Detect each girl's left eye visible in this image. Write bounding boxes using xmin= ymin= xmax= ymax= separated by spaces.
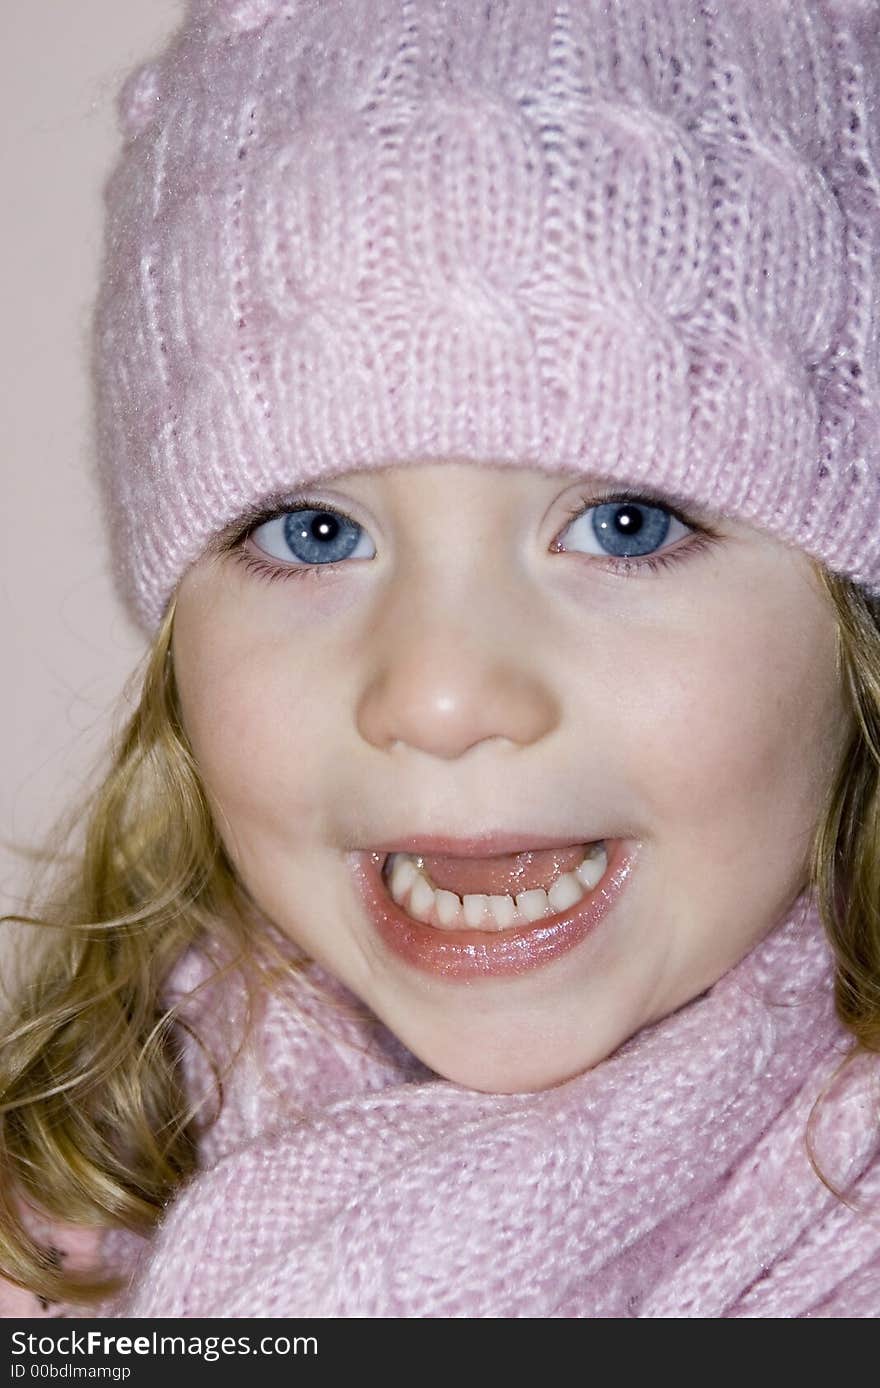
xmin=552 ymin=494 xmax=714 ymax=576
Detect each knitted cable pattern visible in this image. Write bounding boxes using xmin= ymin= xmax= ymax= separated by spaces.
xmin=3 ymin=891 xmax=879 ymax=1316
xmin=106 ymin=891 xmax=880 ymax=1318
xmin=92 ymin=0 xmax=880 ymax=634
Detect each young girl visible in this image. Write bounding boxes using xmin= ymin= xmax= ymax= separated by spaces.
xmin=2 ymin=0 xmax=880 ymax=1318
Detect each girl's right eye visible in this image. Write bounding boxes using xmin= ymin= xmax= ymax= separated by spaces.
xmin=245 ymin=506 xmax=376 ymax=577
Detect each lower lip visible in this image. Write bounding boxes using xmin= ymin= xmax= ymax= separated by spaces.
xmin=348 ymin=839 xmax=641 ymax=981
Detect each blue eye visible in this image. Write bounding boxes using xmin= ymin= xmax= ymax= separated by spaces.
xmin=249 ymin=507 xmax=375 ymax=567
xmin=233 ymin=490 xmax=714 ymax=588
xmin=557 ymin=498 xmax=691 ymax=562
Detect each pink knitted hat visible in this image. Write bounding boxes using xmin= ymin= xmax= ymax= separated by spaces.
xmin=92 ymin=0 xmax=880 ymax=635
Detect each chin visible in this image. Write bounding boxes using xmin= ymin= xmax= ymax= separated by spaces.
xmin=412 ymin=1040 xmax=597 ymax=1095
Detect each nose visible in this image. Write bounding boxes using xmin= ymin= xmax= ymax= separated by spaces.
xmin=356 ymin=582 xmax=561 ymax=759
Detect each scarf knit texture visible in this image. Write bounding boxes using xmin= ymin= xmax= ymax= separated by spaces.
xmin=3 ymin=890 xmax=880 ymax=1318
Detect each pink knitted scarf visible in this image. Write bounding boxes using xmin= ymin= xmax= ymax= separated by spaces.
xmin=5 ymin=891 xmax=880 ymax=1317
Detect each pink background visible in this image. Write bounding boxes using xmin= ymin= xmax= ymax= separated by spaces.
xmin=2 ymin=3 xmax=182 ymax=977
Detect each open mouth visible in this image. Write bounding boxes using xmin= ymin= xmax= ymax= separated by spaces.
xmin=380 ymin=841 xmax=608 ymax=931
xmin=349 ymin=838 xmax=640 ymax=980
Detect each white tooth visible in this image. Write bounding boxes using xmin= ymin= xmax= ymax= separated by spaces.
xmin=547 ymin=871 xmax=586 ymax=913
xmin=462 ymin=893 xmax=490 ymax=928
xmin=515 ymin=888 xmax=551 ymax=922
xmin=435 ymin=889 xmax=462 ymax=927
xmin=488 ymin=893 xmax=518 ymax=928
xmin=387 ymin=852 xmax=604 ymax=933
xmin=408 ymin=874 xmax=436 ymax=922
xmin=576 ymin=847 xmax=607 ymax=890
xmin=390 ymin=855 xmax=419 ymax=902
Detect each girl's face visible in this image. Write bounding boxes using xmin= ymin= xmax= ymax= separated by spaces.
xmin=172 ymin=464 xmax=852 ymax=1093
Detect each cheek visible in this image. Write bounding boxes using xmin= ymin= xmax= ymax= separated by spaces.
xmin=605 ymin=601 xmax=844 ymax=850
xmin=175 ymin=635 xmax=333 ymax=833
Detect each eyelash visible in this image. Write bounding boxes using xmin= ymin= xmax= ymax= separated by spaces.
xmin=225 ymin=492 xmax=719 ymax=585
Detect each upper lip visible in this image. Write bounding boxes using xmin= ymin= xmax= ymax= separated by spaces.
xmin=362 ymin=832 xmax=608 ymax=859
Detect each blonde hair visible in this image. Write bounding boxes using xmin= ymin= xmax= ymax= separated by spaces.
xmin=0 ymin=597 xmax=275 ymax=1308
xmin=1 ymin=564 xmax=879 ymax=1309
xmin=809 ymin=566 xmax=880 ymax=1052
